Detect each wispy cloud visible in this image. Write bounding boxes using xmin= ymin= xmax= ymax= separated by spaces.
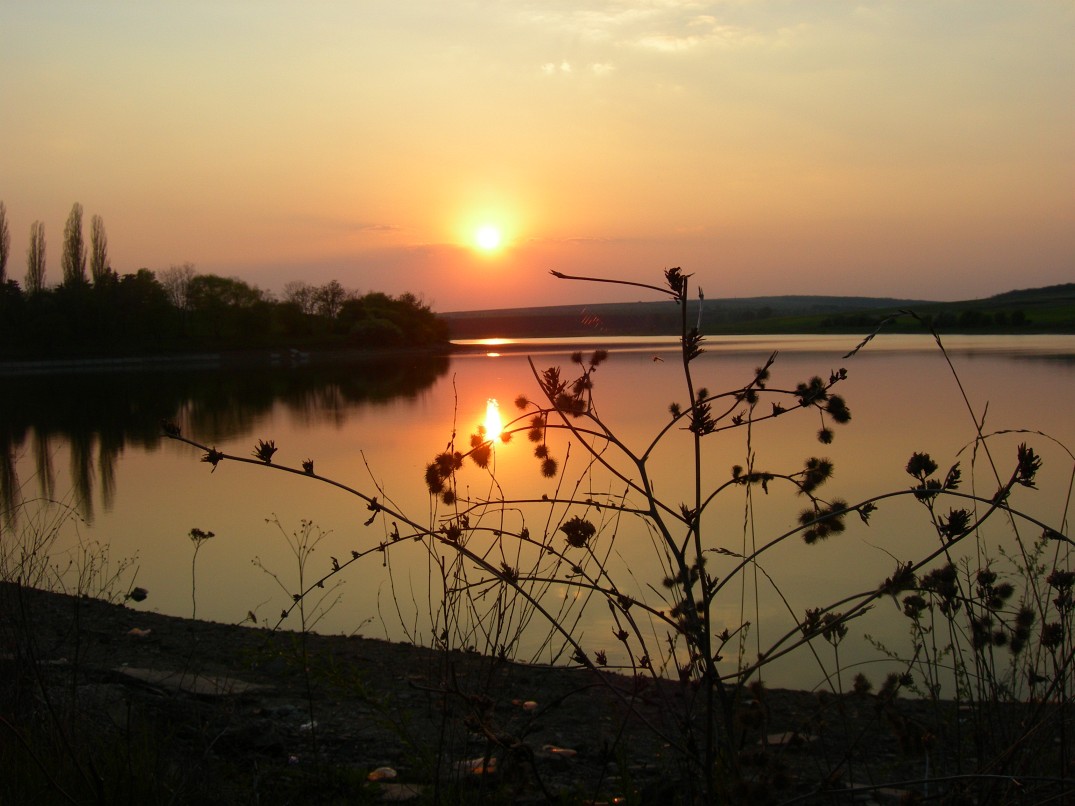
xmin=541 ymin=60 xmax=573 ymax=75
xmin=540 ymin=60 xmax=615 ymax=76
xmin=290 ymin=215 xmax=402 ymax=235
xmin=526 ymin=234 xmax=633 ymax=246
xmin=634 ymin=15 xmax=764 ymax=52
xmin=521 ymin=2 xmax=772 ymax=52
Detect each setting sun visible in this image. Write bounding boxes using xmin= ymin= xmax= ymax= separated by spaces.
xmin=475 ymin=225 xmax=502 ymax=252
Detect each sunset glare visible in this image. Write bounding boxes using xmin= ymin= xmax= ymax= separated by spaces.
xmin=483 ymin=399 xmax=503 ymax=441
xmin=1 ymin=3 xmax=1071 ymax=310
xmin=475 ymin=226 xmax=503 ymax=252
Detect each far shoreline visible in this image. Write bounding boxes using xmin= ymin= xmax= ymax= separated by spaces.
xmin=0 ymin=343 xmax=454 ymax=377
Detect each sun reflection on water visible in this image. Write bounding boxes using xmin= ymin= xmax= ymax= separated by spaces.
xmin=483 ymin=398 xmax=502 ymax=440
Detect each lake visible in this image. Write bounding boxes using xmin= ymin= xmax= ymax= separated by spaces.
xmin=3 ymin=333 xmax=1073 ymax=691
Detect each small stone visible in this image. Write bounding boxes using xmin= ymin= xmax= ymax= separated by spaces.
xmin=457 ymin=756 xmax=497 ymax=775
xmin=377 ymin=782 xmax=423 ymax=802
xmin=761 ymin=731 xmax=817 ymax=747
xmin=542 ymin=744 xmax=578 ymax=758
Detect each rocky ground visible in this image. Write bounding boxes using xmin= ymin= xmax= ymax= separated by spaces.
xmin=1 ymin=582 xmax=1066 ymax=804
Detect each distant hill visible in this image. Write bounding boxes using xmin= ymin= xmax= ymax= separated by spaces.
xmin=984 ymin=283 xmax=1075 ymax=305
xmin=439 ymin=285 xmax=1075 ymax=338
xmin=440 ymin=295 xmax=929 ymax=338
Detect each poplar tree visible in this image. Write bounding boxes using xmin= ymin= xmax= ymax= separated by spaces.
xmin=61 ymin=202 xmax=87 ymax=286
xmin=26 ymin=221 xmax=46 ymax=293
xmin=90 ymin=214 xmax=109 ymax=284
xmin=0 ymin=201 xmax=10 ymax=283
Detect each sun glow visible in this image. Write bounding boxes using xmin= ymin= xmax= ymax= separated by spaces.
xmin=483 ymin=398 xmax=502 ymax=440
xmin=450 ymin=199 xmax=525 ymax=254
xmin=475 ymin=225 xmax=502 ymax=251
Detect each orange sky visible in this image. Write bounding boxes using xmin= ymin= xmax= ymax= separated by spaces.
xmin=1 ymin=2 xmax=1072 ymax=311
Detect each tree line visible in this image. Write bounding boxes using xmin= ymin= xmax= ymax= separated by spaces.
xmin=0 ymin=201 xmax=448 ymax=360
xmin=820 ymin=309 xmax=1031 ymax=331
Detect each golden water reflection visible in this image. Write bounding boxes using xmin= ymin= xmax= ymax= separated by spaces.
xmin=5 ymin=335 xmax=1074 ymax=691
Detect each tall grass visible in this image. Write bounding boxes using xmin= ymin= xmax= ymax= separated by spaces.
xmin=1 ymin=484 xmax=140 ymax=603
xmin=0 ymin=488 xmax=165 ymax=804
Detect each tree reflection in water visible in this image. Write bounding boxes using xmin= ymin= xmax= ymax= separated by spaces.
xmin=0 ymin=352 xmax=450 ymax=523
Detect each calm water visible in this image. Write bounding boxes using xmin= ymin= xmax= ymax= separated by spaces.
xmin=3 ymin=334 xmax=1074 ymax=690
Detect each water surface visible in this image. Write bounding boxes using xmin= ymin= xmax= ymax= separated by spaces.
xmin=4 ymin=335 xmax=1073 ymax=690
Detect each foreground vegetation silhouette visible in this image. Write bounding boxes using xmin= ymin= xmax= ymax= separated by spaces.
xmin=3 ymin=268 xmax=1072 ymax=803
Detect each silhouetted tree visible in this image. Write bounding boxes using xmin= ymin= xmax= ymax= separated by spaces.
xmin=188 ymin=274 xmax=265 ymax=310
xmin=187 ymin=273 xmax=271 ymax=344
xmin=90 ymin=214 xmax=109 ymax=284
xmin=113 ymin=269 xmax=176 ymax=347
xmin=25 ymin=221 xmax=46 ymax=294
xmin=0 ymin=280 xmax=24 ymax=357
xmin=61 ymin=203 xmax=87 ymax=286
xmin=934 ymin=311 xmax=957 ymax=329
xmin=314 ymin=279 xmax=349 ymax=318
xmin=0 ymin=201 xmax=10 ymax=283
xmin=338 ymin=290 xmax=447 ymax=347
xmin=159 ymin=262 xmax=196 ymax=310
xmin=283 ymin=280 xmax=318 ymax=315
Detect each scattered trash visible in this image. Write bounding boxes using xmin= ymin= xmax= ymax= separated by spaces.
xmin=299 ymin=720 xmax=318 ymax=732
xmin=845 ymin=784 xmax=914 ymax=801
xmin=542 ymin=744 xmax=578 ymax=758
xmin=367 ymin=766 xmax=398 ymax=782
xmin=456 ymin=756 xmax=497 ymax=776
xmin=287 ymin=754 xmax=300 ymax=765
xmin=126 ymin=627 xmax=152 ymax=638
xmin=377 ymin=782 xmax=423 ymax=802
xmin=112 ymin=666 xmax=266 ymax=696
xmin=761 ymin=731 xmax=817 ymax=747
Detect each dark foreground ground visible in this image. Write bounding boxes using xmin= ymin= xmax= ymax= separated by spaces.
xmin=1 ymin=582 xmax=1068 ymax=804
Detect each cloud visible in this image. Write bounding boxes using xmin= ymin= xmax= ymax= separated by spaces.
xmin=525 ymin=234 xmax=633 ymax=246
xmin=522 ymin=2 xmax=771 ymax=52
xmin=287 ymin=214 xmax=402 ymax=235
xmin=541 ymin=60 xmax=615 ymax=77
xmin=541 ymin=60 xmax=573 ymax=75
xmin=357 ymin=223 xmax=402 ymax=233
xmin=633 ymin=17 xmax=762 ymax=52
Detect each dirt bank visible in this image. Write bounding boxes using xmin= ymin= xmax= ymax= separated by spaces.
xmin=2 ymin=582 xmax=1054 ymax=804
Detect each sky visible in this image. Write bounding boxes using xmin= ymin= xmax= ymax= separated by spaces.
xmin=1 ymin=1 xmax=1072 ymax=312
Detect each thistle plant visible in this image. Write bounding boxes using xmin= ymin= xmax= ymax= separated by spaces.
xmin=162 ymin=268 xmax=1072 ymax=803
